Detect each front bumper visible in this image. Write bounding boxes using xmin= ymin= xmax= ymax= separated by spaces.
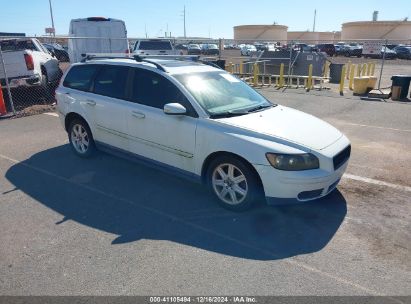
xmin=256 ymin=161 xmax=348 ymax=205
xmin=255 ymin=136 xmax=351 ymax=205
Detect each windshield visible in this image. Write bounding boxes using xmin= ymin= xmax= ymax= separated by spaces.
xmin=174 ymin=71 xmax=273 ymax=117
xmin=138 ymin=41 xmax=172 ymax=50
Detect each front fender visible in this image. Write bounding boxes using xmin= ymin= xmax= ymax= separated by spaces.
xmin=194 ymin=119 xmax=308 ymax=175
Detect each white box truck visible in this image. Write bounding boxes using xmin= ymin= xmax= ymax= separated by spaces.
xmin=68 ymin=17 xmax=129 ymax=63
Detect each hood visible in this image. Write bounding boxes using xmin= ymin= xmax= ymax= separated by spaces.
xmin=217 ymin=106 xmax=342 ymax=150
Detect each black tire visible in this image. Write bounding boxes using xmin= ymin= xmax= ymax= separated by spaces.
xmin=68 ymin=118 xmax=96 ymax=158
xmin=40 ymin=70 xmax=53 ymax=101
xmin=206 ymin=155 xmax=263 ymax=211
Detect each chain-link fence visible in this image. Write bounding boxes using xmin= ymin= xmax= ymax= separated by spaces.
xmin=1 ymin=36 xmax=410 ymax=117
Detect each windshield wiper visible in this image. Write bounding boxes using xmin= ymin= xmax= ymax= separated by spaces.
xmin=209 ymin=111 xmax=249 ymax=119
xmin=246 ymin=104 xmax=274 ymax=113
xmin=209 ymin=104 xmax=275 ymax=119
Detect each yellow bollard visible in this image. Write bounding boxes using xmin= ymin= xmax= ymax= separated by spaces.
xmin=362 ymin=63 xmax=367 ymax=76
xmin=346 ymin=61 xmax=351 ymax=79
xmin=269 ymin=75 xmax=272 ymax=86
xmin=307 ymin=64 xmax=313 ymax=90
xmin=357 ymin=64 xmax=361 ymax=77
xmin=239 ymin=62 xmax=243 ymax=75
xmin=324 ymin=61 xmax=330 ymax=78
xmin=371 ymin=63 xmax=375 ymax=76
xmin=226 ymin=62 xmax=232 ymax=73
xmin=366 ymin=63 xmax=371 ymax=76
xmin=339 ymin=65 xmax=346 ymax=95
xmin=279 ymin=63 xmax=284 ymax=87
xmin=349 ymin=64 xmax=355 ymax=90
xmin=253 ymin=63 xmax=259 ymax=86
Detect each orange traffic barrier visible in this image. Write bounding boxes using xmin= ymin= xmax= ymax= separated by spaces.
xmin=0 ymin=84 xmax=7 ymax=115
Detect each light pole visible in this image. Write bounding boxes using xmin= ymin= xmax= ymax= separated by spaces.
xmin=48 ymin=0 xmax=55 ymax=36
xmin=183 ymin=5 xmax=186 ymax=38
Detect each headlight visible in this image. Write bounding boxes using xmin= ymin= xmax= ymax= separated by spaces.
xmin=266 ymin=153 xmax=319 ymax=171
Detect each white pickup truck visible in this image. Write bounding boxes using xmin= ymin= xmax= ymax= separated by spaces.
xmin=0 ymin=38 xmax=62 ymax=95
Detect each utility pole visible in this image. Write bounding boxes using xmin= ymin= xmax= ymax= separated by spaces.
xmin=183 ymin=5 xmax=186 ymax=38
xmin=313 ymin=9 xmax=316 ymax=32
xmin=48 ymin=0 xmax=55 ymax=36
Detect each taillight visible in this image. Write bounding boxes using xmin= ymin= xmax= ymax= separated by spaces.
xmin=24 ymin=54 xmax=34 ymax=70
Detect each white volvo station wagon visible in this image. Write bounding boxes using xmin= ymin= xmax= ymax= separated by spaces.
xmin=56 ymin=55 xmax=351 ymax=211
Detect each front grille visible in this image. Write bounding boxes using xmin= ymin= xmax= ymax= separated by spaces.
xmin=333 ymin=145 xmax=351 ymax=170
xmin=298 ymin=189 xmax=323 ymax=200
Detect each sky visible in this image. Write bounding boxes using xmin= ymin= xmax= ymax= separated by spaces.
xmin=1 ymin=0 xmax=410 ymax=38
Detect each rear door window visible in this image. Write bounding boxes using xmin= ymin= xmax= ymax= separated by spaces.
xmin=93 ymin=65 xmax=129 ymax=99
xmin=63 ymin=65 xmax=99 ymax=92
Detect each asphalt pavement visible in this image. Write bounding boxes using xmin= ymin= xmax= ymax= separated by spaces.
xmin=0 ymin=90 xmax=410 ymax=297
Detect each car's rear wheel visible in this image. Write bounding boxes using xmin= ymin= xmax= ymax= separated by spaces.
xmin=68 ymin=119 xmax=95 ymax=158
xmin=207 ymin=156 xmax=262 ymax=211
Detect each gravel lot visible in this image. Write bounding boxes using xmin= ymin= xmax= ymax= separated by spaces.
xmin=0 ymin=89 xmax=410 ymax=297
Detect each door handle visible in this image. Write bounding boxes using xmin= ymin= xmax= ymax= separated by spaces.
xmin=131 ymin=111 xmax=145 ymax=119
xmin=86 ymin=100 xmax=96 ymax=106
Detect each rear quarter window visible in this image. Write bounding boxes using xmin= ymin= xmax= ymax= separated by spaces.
xmin=63 ymin=65 xmax=99 ymax=91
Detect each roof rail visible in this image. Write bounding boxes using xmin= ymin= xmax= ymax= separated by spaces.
xmin=80 ymin=54 xmax=223 ymax=71
xmin=133 ymin=55 xmax=167 ymax=72
xmin=80 ymin=54 xmax=168 ymax=72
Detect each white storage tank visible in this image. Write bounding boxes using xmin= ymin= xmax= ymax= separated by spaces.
xmin=234 ymin=25 xmax=288 ymax=41
xmin=341 ymin=21 xmax=411 ymax=42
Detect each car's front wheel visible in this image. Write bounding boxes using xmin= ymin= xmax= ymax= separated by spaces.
xmin=68 ymin=119 xmax=96 ymax=158
xmin=207 ymin=156 xmax=262 ymax=211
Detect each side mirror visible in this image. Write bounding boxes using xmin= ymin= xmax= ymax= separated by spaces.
xmin=164 ymin=103 xmax=187 ymax=115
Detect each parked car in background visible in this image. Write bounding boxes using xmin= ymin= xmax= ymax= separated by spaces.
xmin=201 ymin=44 xmax=219 ymax=56
xmin=0 ymin=38 xmax=62 ymax=97
xmin=386 ymin=44 xmax=399 ymax=50
xmin=254 ymin=43 xmax=267 ymax=51
xmin=68 ymin=17 xmax=129 ymax=63
xmin=364 ymin=46 xmax=397 ymax=59
xmin=56 ymin=56 xmax=351 ymax=211
xmin=293 ymin=43 xmax=308 ymax=51
xmin=187 ymin=44 xmax=201 ymax=55
xmin=175 ymin=44 xmax=188 ymax=50
xmin=43 ymin=43 xmax=70 ymax=62
xmin=134 ymin=39 xmax=179 ymax=56
xmin=334 ymin=45 xmax=346 ymax=56
xmin=315 ymin=44 xmax=336 ymax=56
xmin=240 ymin=44 xmax=257 ymax=56
xmin=394 ymin=46 xmax=411 ymax=59
xmin=343 ymin=43 xmax=363 ymax=57
xmin=224 ymin=44 xmax=237 ymax=50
